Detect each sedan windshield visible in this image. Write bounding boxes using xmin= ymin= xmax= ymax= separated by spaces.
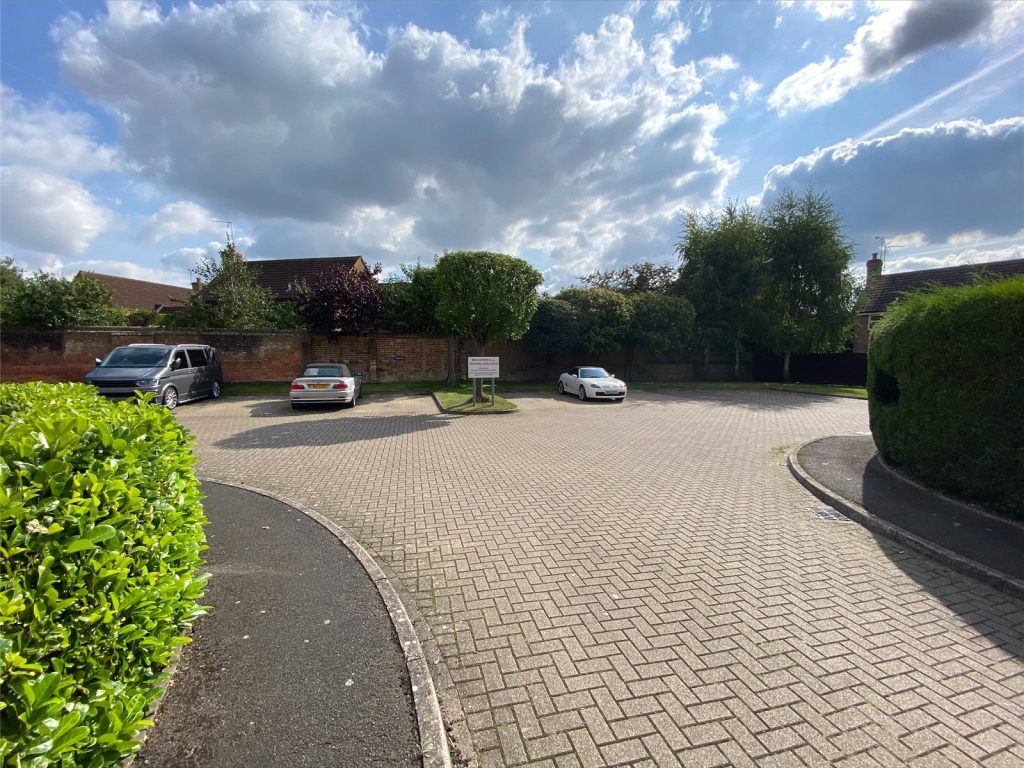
xmin=99 ymin=347 xmax=170 ymax=368
xmin=301 ymin=366 xmax=343 ymax=378
xmin=580 ymin=368 xmax=610 ymax=378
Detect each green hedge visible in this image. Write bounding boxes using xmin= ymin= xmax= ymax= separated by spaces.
xmin=868 ymin=276 xmax=1024 ymax=516
xmin=0 ymin=383 xmax=208 ymax=766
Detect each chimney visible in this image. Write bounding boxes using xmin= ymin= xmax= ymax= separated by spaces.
xmin=866 ymin=252 xmax=883 ymax=287
xmin=191 ymin=279 xmax=203 ymax=291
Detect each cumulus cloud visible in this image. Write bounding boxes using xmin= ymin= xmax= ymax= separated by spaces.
xmin=139 ymin=201 xmax=219 ymax=243
xmin=0 ymin=167 xmax=115 ymax=256
xmin=1 ymin=86 xmax=119 ymax=175
xmin=54 ymin=1 xmax=735 ymax=285
xmin=760 ymin=118 xmax=1024 ymax=254
xmin=769 ymin=0 xmax=998 ymax=114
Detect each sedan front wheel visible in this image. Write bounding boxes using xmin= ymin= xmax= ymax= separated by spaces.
xmin=558 ymin=381 xmax=564 ymax=395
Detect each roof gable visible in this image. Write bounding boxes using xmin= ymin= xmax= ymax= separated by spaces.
xmin=245 ymin=256 xmax=366 ymax=298
xmin=859 ymin=259 xmax=1024 ymax=315
xmin=79 ymin=271 xmax=192 ymax=310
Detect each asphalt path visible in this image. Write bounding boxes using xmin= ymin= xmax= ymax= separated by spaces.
xmin=798 ymin=435 xmax=1024 ymax=582
xmin=138 ymin=481 xmax=421 ymax=768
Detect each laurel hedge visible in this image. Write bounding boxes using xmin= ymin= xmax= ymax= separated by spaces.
xmin=0 ymin=383 xmax=208 ymax=766
xmin=868 ymin=276 xmax=1024 ymax=516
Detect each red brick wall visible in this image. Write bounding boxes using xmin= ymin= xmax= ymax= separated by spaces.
xmin=2 ymin=328 xmax=727 ymax=385
xmin=0 ymin=328 xmax=306 ymax=384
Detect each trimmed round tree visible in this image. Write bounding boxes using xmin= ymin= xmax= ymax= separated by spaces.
xmin=868 ymin=276 xmax=1024 ymax=516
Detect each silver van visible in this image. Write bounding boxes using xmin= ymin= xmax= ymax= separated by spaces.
xmin=85 ymin=343 xmax=223 ymax=409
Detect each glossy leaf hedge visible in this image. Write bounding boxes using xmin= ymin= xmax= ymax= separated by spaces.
xmin=868 ymin=276 xmax=1024 ymax=516
xmin=0 ymin=383 xmax=208 ymax=766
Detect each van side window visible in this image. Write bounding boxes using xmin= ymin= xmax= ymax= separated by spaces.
xmin=172 ymin=350 xmax=189 ymax=369
xmin=186 ymin=349 xmax=207 ymax=367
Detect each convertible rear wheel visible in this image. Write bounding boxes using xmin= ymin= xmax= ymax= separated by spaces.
xmin=578 ymin=386 xmax=587 ymax=401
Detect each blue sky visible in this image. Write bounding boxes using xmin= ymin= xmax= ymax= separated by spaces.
xmin=2 ymin=0 xmax=1022 ymax=291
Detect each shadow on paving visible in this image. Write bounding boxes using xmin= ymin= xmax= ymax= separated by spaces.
xmin=138 ymin=482 xmax=420 ymax=768
xmin=214 ymin=412 xmax=454 ymax=449
xmin=799 ymin=435 xmax=1024 ymax=661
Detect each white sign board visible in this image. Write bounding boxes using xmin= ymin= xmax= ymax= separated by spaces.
xmin=468 ymin=356 xmax=500 ymax=378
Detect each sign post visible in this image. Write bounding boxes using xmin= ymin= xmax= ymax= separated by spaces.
xmin=467 ymin=357 xmax=499 ymax=405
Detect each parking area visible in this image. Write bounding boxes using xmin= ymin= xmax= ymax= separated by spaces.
xmin=176 ymin=390 xmax=1024 ymax=767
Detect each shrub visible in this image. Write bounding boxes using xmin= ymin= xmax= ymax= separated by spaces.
xmin=868 ymin=277 xmax=1024 ymax=515
xmin=0 ymin=383 xmax=208 ymax=765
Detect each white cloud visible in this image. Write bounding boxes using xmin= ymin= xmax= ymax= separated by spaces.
xmin=653 ymin=1 xmax=681 ymax=21
xmin=0 ymin=86 xmax=119 ymax=175
xmin=0 ymin=167 xmax=115 ymax=256
xmin=54 ymin=1 xmax=736 ymax=287
xmin=769 ymin=0 xmax=999 ymax=115
xmin=476 ymin=6 xmax=511 ymax=35
xmin=730 ymin=76 xmax=762 ymax=104
xmin=140 ymin=201 xmax=219 ymax=243
xmin=760 ymin=118 xmax=1024 ymax=255
xmin=885 ymin=243 xmax=1024 ymax=273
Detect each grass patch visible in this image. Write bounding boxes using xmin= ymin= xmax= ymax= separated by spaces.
xmin=225 ymin=379 xmax=866 ymax=400
xmin=434 ymin=390 xmax=518 ymax=413
xmin=628 ymin=381 xmax=867 ymax=399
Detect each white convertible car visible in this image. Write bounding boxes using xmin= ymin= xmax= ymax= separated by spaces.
xmin=557 ymin=366 xmax=627 ymax=402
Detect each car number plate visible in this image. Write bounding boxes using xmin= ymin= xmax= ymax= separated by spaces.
xmin=309 ymin=383 xmax=329 ymax=390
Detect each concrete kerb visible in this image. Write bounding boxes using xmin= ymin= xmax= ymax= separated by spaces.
xmin=787 ymin=439 xmax=1024 ymax=600
xmin=202 ymin=478 xmax=457 ymax=768
xmin=430 ymin=392 xmax=519 ymax=415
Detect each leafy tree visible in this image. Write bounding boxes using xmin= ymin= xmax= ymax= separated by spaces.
xmin=168 ymin=242 xmax=283 ymax=330
xmin=760 ymin=188 xmax=856 ymax=381
xmin=434 ymin=251 xmax=542 ymax=351
xmin=556 ymin=287 xmax=632 ymax=357
xmin=383 ymin=262 xmax=443 ymax=335
xmin=293 ymin=262 xmax=385 ymax=334
xmin=676 ymin=204 xmax=762 ymax=379
xmin=1 ymin=257 xmax=24 ymax=312
xmin=433 ymin=251 xmax=542 ymax=393
xmin=623 ymin=292 xmax=695 ymax=379
xmin=579 ymin=260 xmax=679 ymax=294
xmin=522 ymin=298 xmax=582 ymax=380
xmin=1 ymin=266 xmax=123 ymax=328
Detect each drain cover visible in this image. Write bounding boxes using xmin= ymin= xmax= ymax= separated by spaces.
xmin=811 ymin=507 xmax=851 ymax=522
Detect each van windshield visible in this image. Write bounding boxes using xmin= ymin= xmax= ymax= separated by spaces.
xmin=99 ymin=347 xmax=171 ymax=368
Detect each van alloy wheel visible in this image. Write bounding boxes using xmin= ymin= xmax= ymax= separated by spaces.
xmin=163 ymin=386 xmax=178 ymax=409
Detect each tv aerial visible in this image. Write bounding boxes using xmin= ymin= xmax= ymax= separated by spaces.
xmin=874 ymin=235 xmax=903 ymax=265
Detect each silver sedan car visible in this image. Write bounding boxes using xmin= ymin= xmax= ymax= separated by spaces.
xmin=289 ymin=363 xmax=362 ymax=409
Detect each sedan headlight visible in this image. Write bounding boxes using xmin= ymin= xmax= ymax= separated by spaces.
xmin=135 ymin=378 xmax=158 ymax=387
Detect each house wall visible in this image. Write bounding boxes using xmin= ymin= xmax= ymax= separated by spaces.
xmin=853 ymin=315 xmax=870 ymax=354
xmin=1 ymin=327 xmax=745 ymax=385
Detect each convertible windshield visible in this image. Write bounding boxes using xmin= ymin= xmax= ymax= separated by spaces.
xmin=580 ymin=368 xmax=610 ymax=378
xmin=99 ymin=347 xmax=170 ymax=368
xmin=301 ymin=366 xmax=344 ymax=377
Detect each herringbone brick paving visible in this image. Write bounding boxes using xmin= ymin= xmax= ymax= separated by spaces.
xmin=178 ymin=390 xmax=1024 ymax=767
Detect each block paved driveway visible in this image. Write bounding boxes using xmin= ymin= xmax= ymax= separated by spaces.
xmin=177 ymin=390 xmax=1024 ymax=767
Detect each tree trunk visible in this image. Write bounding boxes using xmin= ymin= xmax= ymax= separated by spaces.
xmin=447 ymin=337 xmax=456 ymax=384
xmin=733 ymin=341 xmax=741 ymax=382
xmin=474 ymin=340 xmax=486 ymax=400
xmin=703 ymin=342 xmax=710 ymax=381
xmin=782 ymin=351 xmax=791 ymax=383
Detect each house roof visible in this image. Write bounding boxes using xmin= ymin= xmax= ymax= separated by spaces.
xmin=859 ymin=258 xmax=1024 ymax=315
xmin=78 ymin=271 xmax=192 ymax=311
xmin=246 ymin=256 xmax=366 ymax=298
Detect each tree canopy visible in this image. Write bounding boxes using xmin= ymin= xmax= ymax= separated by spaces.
xmin=676 ymin=203 xmax=763 ymax=375
xmin=760 ymin=189 xmax=857 ymax=359
xmin=556 ymin=287 xmax=632 ymax=356
xmin=382 ymin=262 xmax=443 ymax=335
xmin=1 ymin=261 xmax=124 ymax=329
xmin=433 ymin=251 xmax=542 ymax=351
xmin=294 ymin=262 xmax=384 ymax=335
xmin=166 ymin=243 xmax=298 ymax=330
xmin=578 ymin=260 xmax=679 ymax=294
